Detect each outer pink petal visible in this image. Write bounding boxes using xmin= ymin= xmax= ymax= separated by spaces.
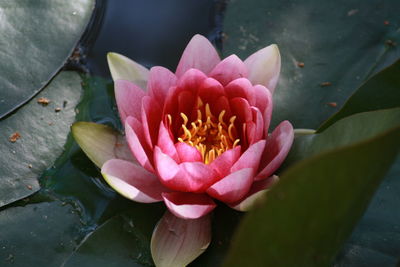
xmin=230 ymin=175 xmax=279 ymax=211
xmin=175 ymin=142 xmax=203 ymax=162
xmin=244 ymin=44 xmax=281 ymax=94
xmin=209 ymin=146 xmax=241 ymax=177
xmin=151 ymin=211 xmax=211 ymax=267
xmin=154 ymin=147 xmax=218 ymax=192
xmin=225 ymin=78 xmax=255 ymax=106
xmin=231 ymin=140 xmax=266 ymax=173
xmin=256 ymin=121 xmax=294 ymax=180
xmin=175 ymin=35 xmax=221 ymax=78
xmin=209 ymin=55 xmax=248 ymax=86
xmin=148 ymin=66 xmax=177 ymax=106
xmin=101 ymin=159 xmax=166 ymax=203
xmin=125 ymin=117 xmax=155 ymax=173
xmin=207 ymin=168 xmax=253 ymax=203
xmin=157 ymin=121 xmax=179 ymax=161
xmin=114 ymin=80 xmax=146 ymax=124
xmin=162 ymin=192 xmax=216 ymax=219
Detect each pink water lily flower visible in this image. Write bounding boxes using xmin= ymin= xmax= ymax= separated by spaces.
xmin=73 ymin=34 xmax=293 ymax=267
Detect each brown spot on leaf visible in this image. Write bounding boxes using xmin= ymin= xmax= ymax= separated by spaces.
xmin=37 ymin=97 xmax=50 ymax=106
xmin=297 ymin=62 xmax=305 ymax=68
xmin=9 ymin=132 xmax=20 ymax=143
xmin=320 ymin=82 xmax=332 ymax=87
xmin=327 ymin=102 xmax=337 ymax=107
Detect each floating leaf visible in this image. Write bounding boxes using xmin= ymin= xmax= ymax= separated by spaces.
xmin=0 ymin=0 xmax=94 ymax=118
xmin=223 ymin=121 xmax=400 ymax=266
xmin=0 ymin=201 xmax=82 ymax=267
xmin=319 ymin=60 xmax=400 ymax=131
xmin=63 ymin=206 xmax=163 ymax=267
xmin=223 ymin=0 xmax=400 ymax=129
xmin=0 ymin=71 xmax=82 ymax=207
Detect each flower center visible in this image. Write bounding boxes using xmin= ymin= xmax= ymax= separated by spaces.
xmin=170 ymin=99 xmax=240 ymax=164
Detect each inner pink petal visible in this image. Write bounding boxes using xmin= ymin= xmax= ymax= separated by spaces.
xmin=141 ymin=96 xmax=162 ymax=148
xmin=225 ymin=78 xmax=255 ymax=106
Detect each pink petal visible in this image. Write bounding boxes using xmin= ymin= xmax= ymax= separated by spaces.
xmin=256 ymin=121 xmax=294 ymax=180
xmin=230 ymin=175 xmax=279 ymax=211
xmin=175 ymin=35 xmax=221 ymax=78
xmin=251 ymin=107 xmax=264 ymax=142
xmin=175 ymin=142 xmax=202 ymax=162
xmin=244 ymin=44 xmax=281 ymax=94
xmin=198 ymin=77 xmax=224 ymax=108
xmin=231 ymin=140 xmax=266 ymax=173
xmin=230 ymin=97 xmax=253 ymax=124
xmin=209 ymin=146 xmax=241 ymax=177
xmin=225 ymin=78 xmax=255 ymax=106
xmin=141 ymin=96 xmax=162 ymax=148
xmin=209 ymin=55 xmax=248 ymax=86
xmin=125 ymin=117 xmax=155 ymax=173
xmin=148 ymin=66 xmax=177 ymax=106
xmin=151 ymin=211 xmax=211 ymax=267
xmin=177 ymin=68 xmax=207 ymax=91
xmin=213 ymin=95 xmax=232 ymax=119
xmin=157 ymin=121 xmax=179 ymax=161
xmin=253 ymin=85 xmax=273 ymax=135
xmin=114 ymin=80 xmax=146 ymax=124
xmin=162 ymin=192 xmax=216 ymax=219
xmin=207 ymin=168 xmax=253 ymax=203
xmin=101 ymin=159 xmax=166 ymax=203
xmin=154 ymin=147 xmax=218 ymax=193
xmin=178 ymin=90 xmax=196 ymax=119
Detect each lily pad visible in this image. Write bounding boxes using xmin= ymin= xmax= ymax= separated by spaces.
xmin=223 ymin=0 xmax=400 ymax=129
xmin=0 ymin=0 xmax=94 ymax=118
xmin=319 ymin=60 xmax=400 ymax=131
xmin=0 ymin=71 xmax=82 ymax=207
xmin=223 ymin=119 xmax=400 ymax=266
xmin=0 ymin=200 xmax=82 ymax=267
xmin=286 ymin=107 xmax=400 ymax=164
xmin=334 ymin=157 xmax=400 ymax=266
xmin=63 ymin=206 xmax=163 ymax=267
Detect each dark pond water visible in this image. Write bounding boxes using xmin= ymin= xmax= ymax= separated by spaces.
xmin=80 ymin=0 xmax=226 ymax=77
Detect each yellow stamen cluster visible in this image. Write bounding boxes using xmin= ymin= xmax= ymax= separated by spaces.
xmin=171 ymin=99 xmax=240 ymax=164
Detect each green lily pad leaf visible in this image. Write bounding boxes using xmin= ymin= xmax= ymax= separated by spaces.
xmin=0 ymin=200 xmax=82 ymax=267
xmin=72 ymin=122 xmax=135 ymax=168
xmin=287 ymin=108 xmax=400 ymax=164
xmin=63 ymin=206 xmax=163 ymax=267
xmin=0 ymin=0 xmax=94 ymax=118
xmin=223 ymin=0 xmax=400 ymax=129
xmin=319 ymin=60 xmax=400 ymax=131
xmin=334 ymin=157 xmax=400 ymax=266
xmin=223 ymin=122 xmax=400 ymax=266
xmin=0 ymin=71 xmax=82 ymax=207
